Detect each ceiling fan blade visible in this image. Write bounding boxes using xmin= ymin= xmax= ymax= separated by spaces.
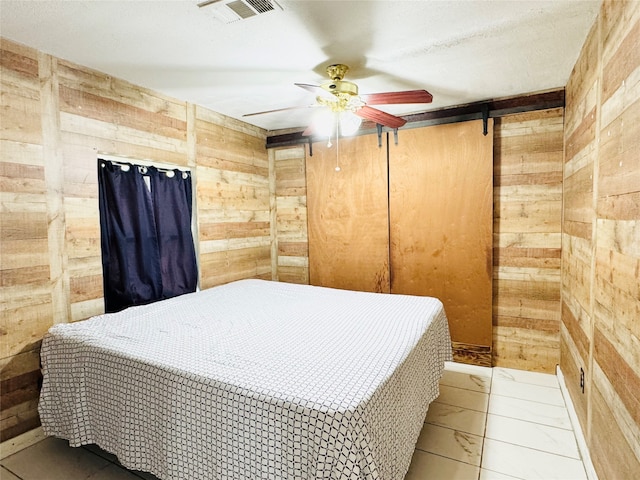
xmin=295 ymin=82 xmax=336 ymax=100
xmin=243 ymin=105 xmax=312 ymax=117
xmin=355 ymin=106 xmax=407 ymax=128
xmin=295 ymin=83 xmax=322 ymax=93
xmin=302 ymin=124 xmax=315 ymax=137
xmin=361 ymin=89 xmax=433 ymax=105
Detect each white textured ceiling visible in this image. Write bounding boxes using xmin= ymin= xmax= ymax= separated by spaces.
xmin=0 ymin=0 xmax=600 ymax=132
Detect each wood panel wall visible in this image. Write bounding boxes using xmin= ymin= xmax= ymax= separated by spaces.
xmin=0 ymin=38 xmax=269 ymax=442
xmin=0 ymin=39 xmax=47 ymax=442
xmin=562 ymin=1 xmax=640 ymax=477
xmin=195 ymin=108 xmax=270 ymax=288
xmin=58 ymin=55 xmax=191 ymax=325
xmin=493 ymin=108 xmax=564 ymax=373
xmin=274 ymin=146 xmax=309 ymax=284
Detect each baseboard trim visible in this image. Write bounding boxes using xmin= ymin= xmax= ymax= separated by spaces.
xmin=556 ymin=365 xmax=598 ymax=480
xmin=0 ymin=427 xmax=46 ymax=460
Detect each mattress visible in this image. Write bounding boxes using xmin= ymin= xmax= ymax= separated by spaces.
xmin=39 ymin=279 xmax=452 ymax=479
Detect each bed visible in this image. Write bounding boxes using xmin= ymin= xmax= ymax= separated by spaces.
xmin=38 ymin=279 xmax=452 ymax=479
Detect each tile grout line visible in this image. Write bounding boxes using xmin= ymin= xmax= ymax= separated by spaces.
xmin=488 ymin=391 xmax=567 ymax=408
xmin=477 ymin=370 xmax=492 ymax=477
xmin=1 ymin=464 xmax=24 ymax=480
xmin=0 ymin=428 xmax=46 ymax=461
xmin=485 ymin=411 xmax=575 ymax=431
xmin=482 ymin=436 xmax=584 ymax=463
xmin=412 ymin=448 xmax=483 ymax=471
xmin=430 ymin=399 xmax=489 ymax=414
xmin=478 ymin=465 xmax=528 ymax=480
xmin=438 ymin=385 xmax=490 ymax=395
xmin=82 ymin=444 xmax=154 ymax=479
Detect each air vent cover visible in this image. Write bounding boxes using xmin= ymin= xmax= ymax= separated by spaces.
xmin=198 ymin=0 xmax=282 ymax=24
xmin=226 ymin=0 xmax=256 ymax=19
xmin=245 ymin=0 xmax=276 ymax=14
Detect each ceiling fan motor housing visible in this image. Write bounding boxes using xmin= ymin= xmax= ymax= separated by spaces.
xmin=322 ymin=80 xmax=359 ymax=96
xmin=321 ymin=64 xmax=359 ymax=96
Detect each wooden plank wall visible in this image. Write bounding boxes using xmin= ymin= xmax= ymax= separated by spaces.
xmin=274 ymin=146 xmax=309 ymax=284
xmin=562 ymin=0 xmax=640 ymax=477
xmin=0 ymin=38 xmax=269 ymax=441
xmin=493 ymin=108 xmax=564 ymax=373
xmin=0 ymin=39 xmax=48 ymax=441
xmin=195 ymin=108 xmax=271 ymax=288
xmin=57 ymin=56 xmax=191 ymax=324
xmin=562 ymin=8 xmax=599 ymax=437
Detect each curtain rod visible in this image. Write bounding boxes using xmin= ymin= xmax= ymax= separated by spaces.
xmin=97 ymin=152 xmax=191 ymax=174
xmin=100 ymin=159 xmax=190 ymax=179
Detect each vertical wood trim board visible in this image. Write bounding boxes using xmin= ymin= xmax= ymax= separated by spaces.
xmin=185 ymin=103 xmax=202 ymax=289
xmin=389 ymin=120 xmax=494 ymax=362
xmin=306 ymin=134 xmax=390 ymax=293
xmin=269 ymin=148 xmax=278 ymax=280
xmin=39 ymin=52 xmax=71 ymax=326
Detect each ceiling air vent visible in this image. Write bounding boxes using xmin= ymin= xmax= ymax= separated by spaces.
xmin=198 ymin=0 xmax=282 ymax=24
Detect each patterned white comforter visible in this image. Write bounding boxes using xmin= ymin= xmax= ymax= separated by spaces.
xmin=39 ymin=279 xmax=452 ymax=479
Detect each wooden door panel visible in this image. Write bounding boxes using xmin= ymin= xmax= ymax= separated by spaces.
xmin=306 ymin=134 xmax=390 ymax=293
xmin=389 ymin=120 xmax=493 ymax=347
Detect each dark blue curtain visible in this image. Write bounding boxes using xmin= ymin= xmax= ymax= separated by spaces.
xmin=98 ymin=160 xmax=197 ymax=313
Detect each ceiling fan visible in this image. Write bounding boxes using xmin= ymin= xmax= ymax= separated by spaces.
xmin=243 ymin=64 xmax=433 ymax=136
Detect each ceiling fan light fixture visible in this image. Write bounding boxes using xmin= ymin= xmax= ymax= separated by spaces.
xmin=312 ymin=108 xmax=336 ymax=138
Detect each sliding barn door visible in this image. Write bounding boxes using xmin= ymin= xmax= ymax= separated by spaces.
xmin=306 ymin=134 xmax=390 ymax=293
xmin=389 ymin=120 xmax=493 ymax=363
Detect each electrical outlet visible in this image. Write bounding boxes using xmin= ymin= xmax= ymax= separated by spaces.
xmin=580 ymin=367 xmax=585 ymax=393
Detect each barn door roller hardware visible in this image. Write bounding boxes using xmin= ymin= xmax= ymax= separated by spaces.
xmin=376 ymin=125 xmax=399 ymax=147
xmin=482 ymin=104 xmax=489 ymax=136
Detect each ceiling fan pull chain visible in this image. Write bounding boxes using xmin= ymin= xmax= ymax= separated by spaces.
xmin=335 ymin=119 xmax=341 ymax=172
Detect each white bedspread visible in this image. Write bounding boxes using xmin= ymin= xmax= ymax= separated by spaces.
xmin=39 ymin=279 xmax=452 ymax=479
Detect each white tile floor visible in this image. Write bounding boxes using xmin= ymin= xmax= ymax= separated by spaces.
xmin=1 ymin=363 xmax=589 ymax=480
